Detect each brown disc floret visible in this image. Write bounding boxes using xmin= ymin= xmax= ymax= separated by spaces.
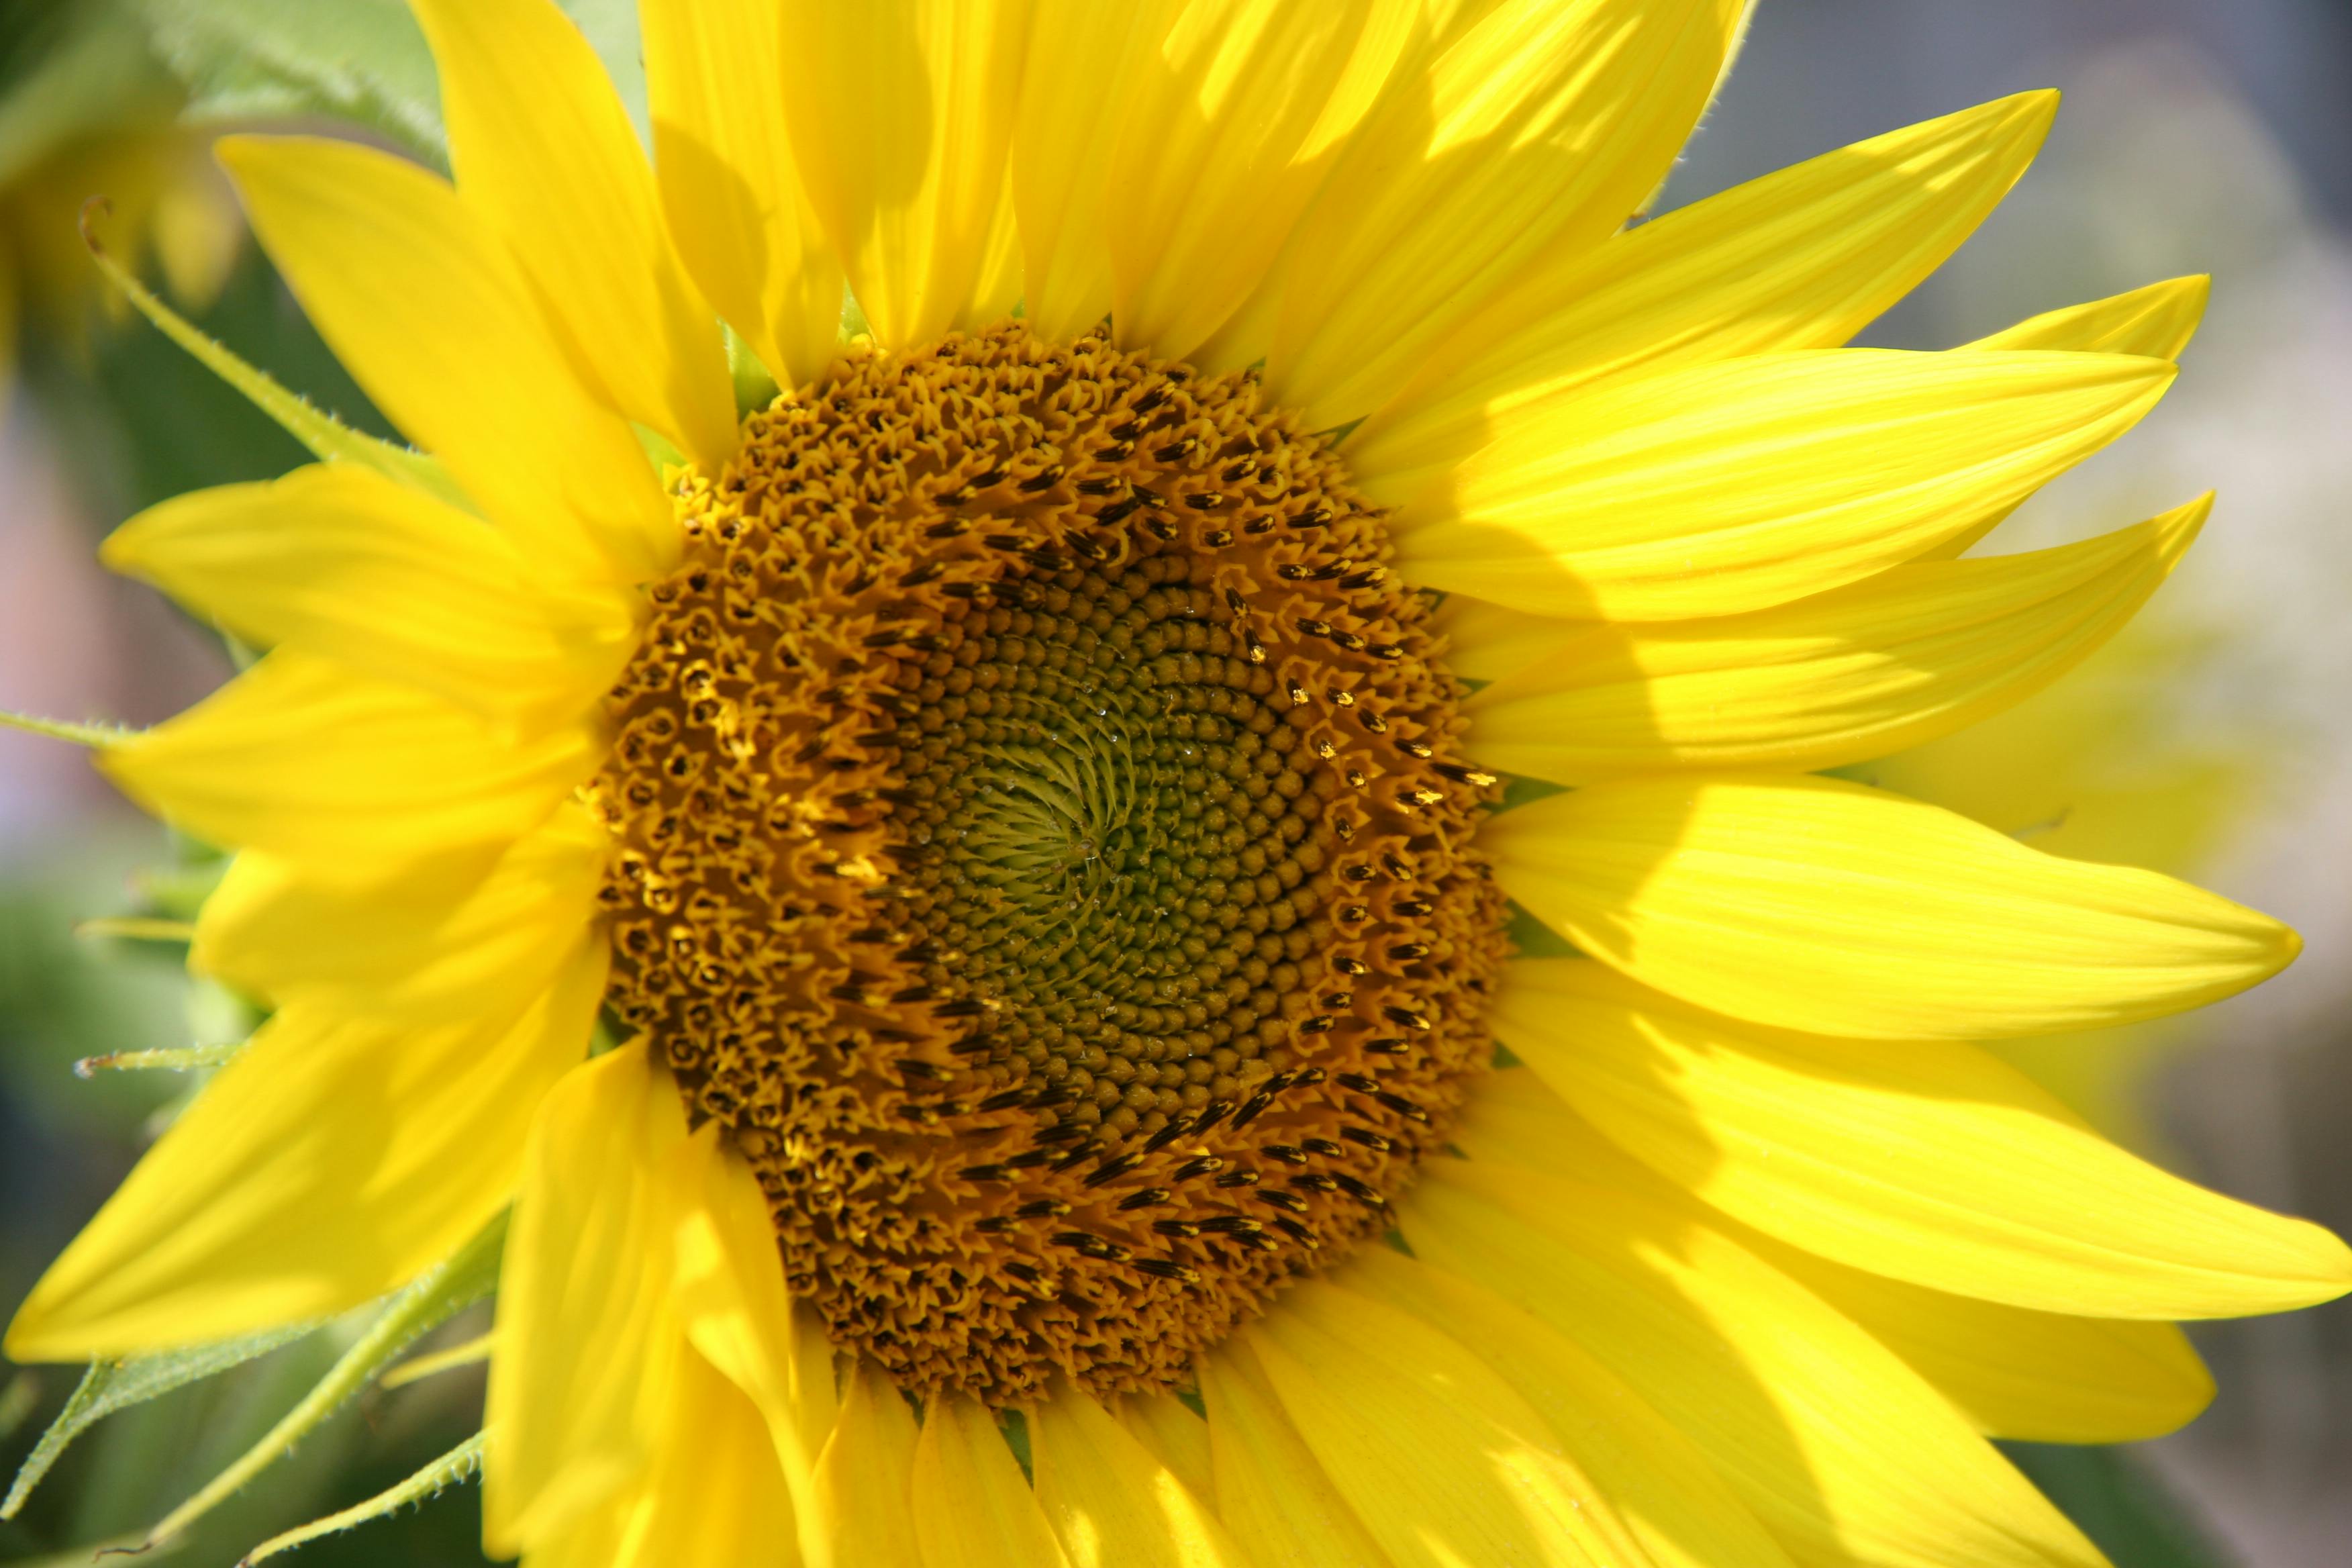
xmin=590 ymin=322 xmax=1508 ymax=1404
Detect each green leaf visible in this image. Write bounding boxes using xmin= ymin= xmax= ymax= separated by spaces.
xmin=234 ymin=1432 xmax=484 ymax=1566
xmin=136 ymin=1213 xmax=507 ymax=1551
xmin=134 ymin=0 xmax=445 ymax=164
xmin=134 ymin=0 xmax=648 ymax=161
xmin=1 ymin=1324 xmax=317 ymax=1519
xmin=2001 ymin=1442 xmax=2226 ymax=1568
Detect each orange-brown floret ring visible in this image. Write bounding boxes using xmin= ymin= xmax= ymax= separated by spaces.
xmin=588 ymin=322 xmax=1509 ymax=1404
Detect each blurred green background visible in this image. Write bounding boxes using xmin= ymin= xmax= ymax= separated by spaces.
xmin=3 ymin=1 xmax=2349 ymax=1564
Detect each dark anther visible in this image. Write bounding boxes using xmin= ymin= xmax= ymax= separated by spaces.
xmin=1340 ymin=1126 xmax=1393 ymax=1153
xmin=1272 ymin=1217 xmax=1321 ymax=1247
xmin=1213 ymin=1169 xmax=1261 ymax=1187
xmin=1133 ymin=1259 xmax=1202 ymax=1283
xmin=1017 ymin=1199 xmax=1072 ymax=1218
xmin=1141 ymin=1116 xmax=1195 ymax=1153
xmin=1255 ymin=1189 xmax=1310 ymax=1214
xmin=1173 ymin=1155 xmax=1225 ymax=1181
xmin=1118 ymin=1188 xmax=1175 ymax=1212
xmin=1083 ymin=1153 xmax=1146 ymax=1188
xmin=958 ymin=1163 xmax=1012 ymax=1182
xmin=1382 ymin=1005 xmax=1434 ymax=1032
xmin=1332 ymin=1173 xmax=1387 ymax=1208
xmin=1150 ymin=1218 xmax=1202 ymax=1238
xmin=1336 ymin=1073 xmax=1381 ymax=1095
xmin=1436 ymin=763 xmax=1500 ymax=787
xmin=1261 ymin=1144 xmax=1309 ymax=1166
xmin=1375 ymin=1090 xmax=1433 ymax=1124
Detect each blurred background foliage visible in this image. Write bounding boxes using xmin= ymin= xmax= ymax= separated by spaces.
xmin=3 ymin=1 xmax=2350 ymax=1564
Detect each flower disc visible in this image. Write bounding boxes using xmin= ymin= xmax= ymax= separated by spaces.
xmin=592 ymin=323 xmax=1507 ymax=1401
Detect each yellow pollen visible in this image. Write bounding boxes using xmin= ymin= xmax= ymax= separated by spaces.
xmin=590 ymin=322 xmax=1507 ymax=1403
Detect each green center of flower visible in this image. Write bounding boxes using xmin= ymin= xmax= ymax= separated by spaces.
xmin=589 ymin=322 xmax=1508 ymax=1403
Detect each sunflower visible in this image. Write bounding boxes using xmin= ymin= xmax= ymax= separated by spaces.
xmin=9 ymin=0 xmax=2349 ymax=1564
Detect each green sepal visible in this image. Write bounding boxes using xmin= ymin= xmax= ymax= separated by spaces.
xmin=134 ymin=1212 xmax=508 ymax=1551
xmin=81 ymin=201 xmax=474 ymax=514
xmin=1 ymin=1323 xmax=317 ymax=1519
xmin=234 ymin=1431 xmax=484 ymax=1566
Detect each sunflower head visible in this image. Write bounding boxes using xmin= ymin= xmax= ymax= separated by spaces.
xmin=593 ymin=320 xmax=1507 ymax=1400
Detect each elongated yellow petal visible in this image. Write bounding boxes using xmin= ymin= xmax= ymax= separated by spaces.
xmin=1739 ymin=1232 xmax=2214 ymax=1444
xmin=1199 ymin=1341 xmax=1396 ymax=1568
xmin=641 ymin=0 xmax=844 ymax=389
xmin=1967 ymin=275 xmax=2211 ymax=355
xmin=411 ymin=0 xmax=735 ymax=467
xmin=1489 ymin=772 xmax=2298 ymax=1039
xmin=1116 ymin=1393 xmax=1216 ymax=1510
xmin=912 ymin=1395 xmax=1069 ymax=1568
xmin=101 ymin=464 xmax=635 ymax=724
xmin=5 ymin=944 xmax=604 ymax=1361
xmin=1393 ymin=349 xmax=2173 ymax=620
xmin=1353 ymin=93 xmax=2056 ymax=489
xmin=814 ymin=1363 xmax=922 ymax=1568
xmin=1346 ymin=1247 xmax=1796 ymax=1568
xmin=1405 ymin=1160 xmax=2106 ymax=1568
xmin=670 ymin=1125 xmax=838 ymax=1538
xmin=1266 ymin=0 xmax=1740 ymax=431
xmin=1925 ymin=277 xmax=2215 ymax=558
xmin=614 ymin=1343 xmax=801 ymax=1568
xmin=101 ymin=651 xmax=600 ymax=880
xmin=1109 ymin=0 xmax=1418 ymax=361
xmin=1494 ymin=957 xmax=2352 ymax=1315
xmin=1248 ymin=1278 xmax=1639 ymax=1568
xmin=485 ymin=1042 xmax=688 ymax=1556
xmin=776 ymin=0 xmax=1030 ymax=349
xmin=217 ymin=136 xmax=674 ymax=589
xmin=1012 ymin=0 xmax=1167 ymax=342
xmin=193 ymin=801 xmax=606 ymax=1023
xmin=1464 ymin=493 xmax=2209 ymax=781
xmin=1468 ymin=1081 xmax=2217 ymax=1443
xmin=1031 ymin=1385 xmax=1245 ymax=1567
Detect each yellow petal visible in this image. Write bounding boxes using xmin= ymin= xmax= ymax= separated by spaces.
xmin=1966 ymin=275 xmax=2211 ymax=356
xmin=1115 ymin=1392 xmax=1216 ymax=1509
xmin=1494 ymin=957 xmax=2352 ymax=1316
xmin=1108 ymin=0 xmax=1419 ymax=362
xmin=1345 ymin=1246 xmax=1796 ymax=1568
xmin=1247 ymin=1278 xmax=1639 ymax=1568
xmin=1392 ymin=349 xmax=2174 ymax=620
xmin=669 ymin=1124 xmax=838 ymax=1534
xmin=1198 ymin=1341 xmax=1397 ymax=1568
xmin=411 ymin=0 xmax=736 ymax=467
xmin=485 ymin=1042 xmax=689 ymax=1556
xmin=911 ymin=1395 xmax=1069 ymax=1568
xmin=1265 ymin=0 xmax=1742 ymax=431
xmin=640 ymin=0 xmax=844 ymax=389
xmin=217 ymin=135 xmax=675 ymax=589
xmin=101 ymin=464 xmax=635 ymax=724
xmin=1012 ymin=0 xmax=1167 ymax=342
xmin=1353 ymin=93 xmax=2056 ymax=489
xmin=1740 ymin=1233 xmax=2214 ymax=1444
xmin=192 ymin=801 xmax=608 ymax=1023
xmin=1431 ymin=593 xmax=1595 ymax=683
xmin=1463 ymin=493 xmax=2210 ymax=781
xmin=1404 ymin=1160 xmax=2107 ymax=1568
xmin=101 ymin=651 xmax=601 ymax=880
xmin=1488 ymin=772 xmax=2299 ymax=1039
xmin=814 ymin=1363 xmax=922 ymax=1568
xmin=1031 ymin=1385 xmax=1246 ymax=1568
xmin=776 ymin=0 xmax=1032 ymax=349
xmin=1925 ymin=277 xmax=2215 ymax=558
xmin=5 ymin=943 xmax=605 ymax=1362
xmin=1465 ymin=1081 xmax=2216 ymax=1443
xmin=614 ymin=1342 xmax=803 ymax=1568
